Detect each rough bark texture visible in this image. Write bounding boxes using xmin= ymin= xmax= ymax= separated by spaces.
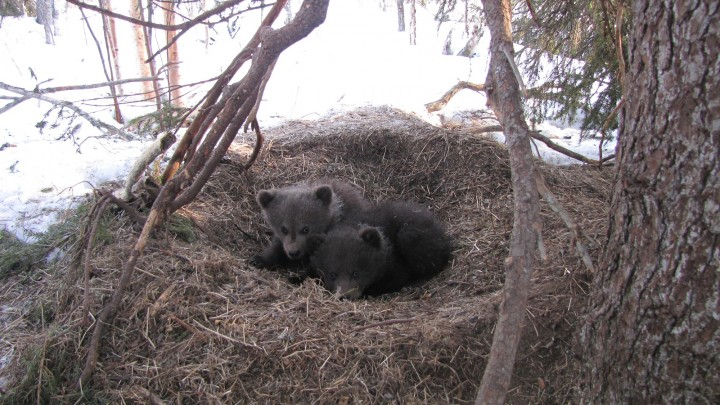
xmin=475 ymin=0 xmax=541 ymax=404
xmin=581 ymin=1 xmax=720 ymax=403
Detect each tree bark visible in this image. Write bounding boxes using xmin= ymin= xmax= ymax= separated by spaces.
xmin=165 ymin=1 xmax=182 ymax=106
xmin=581 ymin=1 xmax=720 ymax=403
xmin=36 ymin=0 xmax=55 ymax=44
xmin=131 ymin=0 xmax=155 ymax=100
xmin=408 ymin=0 xmax=416 ymax=45
xmin=396 ymin=0 xmax=405 ymax=32
xmin=474 ymin=0 xmax=541 ymax=404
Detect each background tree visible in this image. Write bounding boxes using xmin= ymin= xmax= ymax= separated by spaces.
xmin=408 ymin=0 xmax=416 ymax=44
xmin=396 ymin=0 xmax=405 ymax=31
xmin=512 ymin=0 xmax=629 ymax=135
xmin=131 ymin=0 xmax=155 ymax=100
xmin=164 ymin=0 xmax=182 ymax=106
xmin=35 ymin=0 xmax=55 ymax=44
xmin=580 ymin=0 xmax=719 ymax=402
xmin=0 ymin=0 xmax=24 ymax=16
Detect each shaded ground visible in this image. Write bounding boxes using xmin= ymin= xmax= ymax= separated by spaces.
xmin=0 ymin=106 xmax=612 ymax=404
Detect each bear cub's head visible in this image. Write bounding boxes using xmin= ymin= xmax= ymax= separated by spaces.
xmin=309 ymin=225 xmax=390 ymax=299
xmin=257 ymin=184 xmax=339 ymax=260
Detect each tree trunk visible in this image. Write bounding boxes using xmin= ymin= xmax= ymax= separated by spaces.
xmin=408 ymin=0 xmax=416 ymax=45
xmin=581 ymin=1 xmax=720 ymax=403
xmin=165 ymin=1 xmax=182 ymax=106
xmin=36 ymin=0 xmax=55 ymax=44
xmin=396 ymin=0 xmax=405 ymax=32
xmin=442 ymin=27 xmax=452 ymax=55
xmin=131 ymin=0 xmax=154 ymax=100
xmin=474 ymin=0 xmax=541 ymax=403
xmin=457 ymin=21 xmax=482 ymax=57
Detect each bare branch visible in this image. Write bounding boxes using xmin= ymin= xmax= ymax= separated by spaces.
xmin=352 ymin=318 xmax=416 ymax=332
xmin=0 ymin=81 xmax=132 ymax=138
xmin=35 ymin=76 xmax=160 ymax=94
xmin=425 ymin=81 xmax=486 ymax=113
xmin=66 ymin=0 xmax=246 ymax=31
xmin=114 ymin=132 xmax=177 ymax=202
xmin=529 ymin=130 xmax=603 ymax=165
xmin=502 ymin=45 xmax=527 ymax=97
xmin=534 ymin=171 xmax=595 ymax=272
xmin=0 ymin=94 xmax=31 ymax=115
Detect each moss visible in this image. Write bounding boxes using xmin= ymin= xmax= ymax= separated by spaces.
xmin=166 ymin=215 xmax=197 ymax=243
xmin=0 ymin=230 xmax=42 ymax=277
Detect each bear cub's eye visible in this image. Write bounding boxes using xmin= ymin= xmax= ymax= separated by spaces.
xmin=329 ymin=273 xmax=336 ymax=281
xmin=352 ymin=271 xmax=360 ymax=279
xmin=280 ymin=226 xmax=288 ymax=235
xmin=300 ymin=226 xmax=310 ymax=235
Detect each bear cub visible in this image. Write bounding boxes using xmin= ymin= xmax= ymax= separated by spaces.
xmin=251 ymin=179 xmax=370 ymax=269
xmin=309 ymin=200 xmax=453 ymax=299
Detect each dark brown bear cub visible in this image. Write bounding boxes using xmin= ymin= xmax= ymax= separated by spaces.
xmin=251 ymin=179 xmax=370 ymax=269
xmin=309 ymin=200 xmax=453 ymax=299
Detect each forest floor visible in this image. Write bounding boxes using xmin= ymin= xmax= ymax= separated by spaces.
xmin=0 ymin=107 xmax=613 ymax=404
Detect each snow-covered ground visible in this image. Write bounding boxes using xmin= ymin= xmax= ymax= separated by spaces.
xmin=0 ymin=1 xmax=615 ymax=241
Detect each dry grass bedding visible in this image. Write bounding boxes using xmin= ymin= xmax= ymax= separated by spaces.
xmin=0 ymin=106 xmax=613 ymax=404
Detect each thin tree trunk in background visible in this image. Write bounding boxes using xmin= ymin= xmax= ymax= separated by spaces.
xmin=142 ymin=1 xmax=163 ymax=112
xmin=165 ymin=0 xmax=182 ymax=106
xmin=580 ymin=0 xmax=720 ymax=402
xmin=443 ymin=28 xmax=453 ymax=55
xmin=474 ymin=0 xmax=541 ymax=403
xmin=102 ymin=0 xmax=122 ymax=92
xmin=457 ymin=21 xmax=482 ymax=57
xmin=284 ymin=0 xmax=292 ymax=25
xmin=396 ymin=0 xmax=405 ymax=32
xmin=408 ymin=0 xmax=416 ymax=45
xmin=36 ymin=0 xmax=54 ymax=44
xmin=96 ymin=0 xmax=123 ymax=123
xmin=131 ymin=0 xmax=154 ymax=100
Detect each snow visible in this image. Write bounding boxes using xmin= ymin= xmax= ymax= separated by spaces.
xmin=0 ymin=1 xmax=615 ymax=241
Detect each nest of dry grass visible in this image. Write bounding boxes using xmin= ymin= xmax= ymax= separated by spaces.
xmin=1 ymin=106 xmax=612 ymax=404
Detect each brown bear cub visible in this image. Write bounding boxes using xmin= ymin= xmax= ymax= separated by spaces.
xmin=250 ymin=179 xmax=371 ymax=269
xmin=309 ymin=200 xmax=453 ymax=299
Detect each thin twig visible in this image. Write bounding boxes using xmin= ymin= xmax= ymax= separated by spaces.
xmin=425 ymin=81 xmax=486 ymax=113
xmin=352 ymin=318 xmax=416 ymax=332
xmin=534 ymin=171 xmax=595 ymax=272
xmin=0 ymin=81 xmax=132 ymax=138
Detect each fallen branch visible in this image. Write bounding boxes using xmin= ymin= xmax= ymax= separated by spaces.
xmin=425 ymin=81 xmax=486 ymax=113
xmin=78 ymin=0 xmax=329 ymax=387
xmin=529 ymin=130 xmax=608 ymax=165
xmin=82 ymin=195 xmax=112 ymax=326
xmin=114 ymin=131 xmax=177 ymax=202
xmin=534 ymin=172 xmax=595 ymax=272
xmin=0 ymin=81 xmax=132 ymax=138
xmin=352 ymin=318 xmax=416 ymax=332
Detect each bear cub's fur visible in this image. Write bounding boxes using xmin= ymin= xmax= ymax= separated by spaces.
xmin=251 ymin=179 xmax=370 ymax=269
xmin=309 ymin=200 xmax=453 ymax=299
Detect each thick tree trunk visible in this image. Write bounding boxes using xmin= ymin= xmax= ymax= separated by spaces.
xmin=581 ymin=1 xmax=720 ymax=403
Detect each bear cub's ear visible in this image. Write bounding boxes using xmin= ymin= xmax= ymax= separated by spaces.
xmin=359 ymin=227 xmax=383 ymax=249
xmin=257 ymin=190 xmax=275 ymax=208
xmin=314 ymin=185 xmax=333 ymax=206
